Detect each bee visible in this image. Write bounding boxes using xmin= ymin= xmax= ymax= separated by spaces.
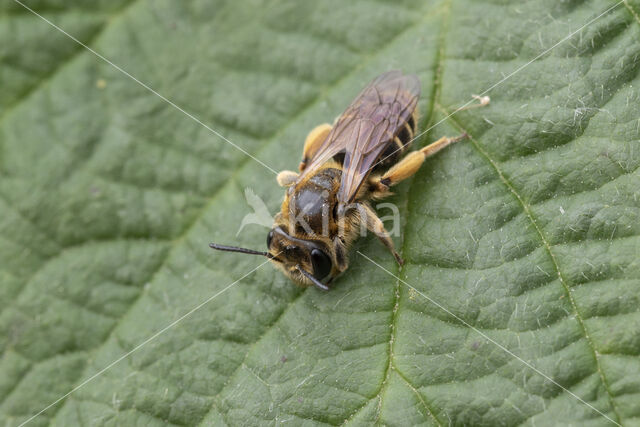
xmin=210 ymin=71 xmax=466 ymax=290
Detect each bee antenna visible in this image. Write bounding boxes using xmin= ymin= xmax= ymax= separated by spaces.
xmin=209 ymin=243 xmax=273 ymax=259
xmin=296 ymin=266 xmax=330 ymax=291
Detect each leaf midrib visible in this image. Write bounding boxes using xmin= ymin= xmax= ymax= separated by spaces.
xmin=341 ymin=0 xmax=453 ymax=423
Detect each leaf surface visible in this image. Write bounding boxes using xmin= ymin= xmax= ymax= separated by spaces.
xmin=1 ymin=0 xmax=640 ymax=425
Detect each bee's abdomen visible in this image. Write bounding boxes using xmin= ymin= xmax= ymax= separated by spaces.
xmin=376 ymin=111 xmax=418 ymax=170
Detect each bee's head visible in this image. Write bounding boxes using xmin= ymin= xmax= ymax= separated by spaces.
xmin=265 ymin=227 xmax=333 ymax=289
xmin=209 ymin=226 xmax=333 ymax=291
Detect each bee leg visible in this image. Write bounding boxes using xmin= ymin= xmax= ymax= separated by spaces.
xmin=357 ymin=203 xmax=404 ymax=266
xmin=374 ymin=134 xmax=467 ymax=192
xmin=299 ymin=123 xmax=332 ymax=171
xmin=277 ymin=170 xmax=299 ymax=187
xmin=333 ymin=236 xmax=349 ymax=272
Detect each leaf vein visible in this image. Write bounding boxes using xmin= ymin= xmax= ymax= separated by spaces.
xmin=442 ymin=108 xmax=623 ymax=425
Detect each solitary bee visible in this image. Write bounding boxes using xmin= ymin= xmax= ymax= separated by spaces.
xmin=210 ymin=71 xmax=465 ymax=290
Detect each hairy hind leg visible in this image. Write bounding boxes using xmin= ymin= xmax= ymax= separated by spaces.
xmin=277 ymin=123 xmax=332 ymax=186
xmin=371 ymin=133 xmax=467 ymax=195
xmin=299 ymin=123 xmax=332 ymax=172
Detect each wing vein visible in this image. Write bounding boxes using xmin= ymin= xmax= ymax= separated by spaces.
xmin=299 ymin=71 xmax=421 ymax=204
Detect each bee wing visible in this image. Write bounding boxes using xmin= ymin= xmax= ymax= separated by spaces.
xmin=299 ymin=71 xmax=420 ymax=204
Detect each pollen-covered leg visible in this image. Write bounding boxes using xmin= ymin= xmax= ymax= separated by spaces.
xmin=277 ymin=170 xmax=299 ymax=187
xmin=358 ymin=203 xmax=403 ymax=266
xmin=375 ymin=133 xmax=467 ymax=191
xmin=299 ymin=123 xmax=332 ymax=171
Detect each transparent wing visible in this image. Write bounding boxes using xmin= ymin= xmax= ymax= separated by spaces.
xmin=299 ymin=70 xmax=420 ymax=204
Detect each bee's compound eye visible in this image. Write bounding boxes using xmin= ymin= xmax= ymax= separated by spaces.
xmin=310 ymin=248 xmax=332 ymax=280
xmin=267 ymin=230 xmax=274 ymax=248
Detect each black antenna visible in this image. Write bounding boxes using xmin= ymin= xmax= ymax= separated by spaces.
xmin=209 ymin=243 xmax=273 ymax=259
xmin=296 ymin=266 xmax=330 ymax=291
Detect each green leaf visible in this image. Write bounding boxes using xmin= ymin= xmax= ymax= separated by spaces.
xmin=1 ymin=0 xmax=640 ymax=425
